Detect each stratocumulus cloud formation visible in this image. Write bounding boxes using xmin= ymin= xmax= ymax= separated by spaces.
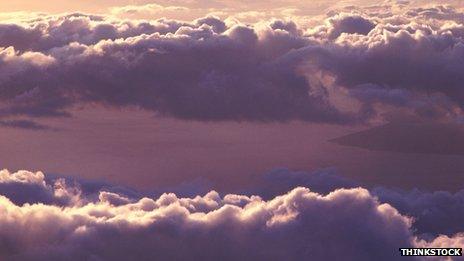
xmin=1 ymin=3 xmax=464 ymax=125
xmin=0 ymin=169 xmax=463 ymax=260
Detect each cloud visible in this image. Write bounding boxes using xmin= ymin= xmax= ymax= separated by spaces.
xmin=1 ymin=3 xmax=464 ymax=125
xmin=0 ymin=119 xmax=51 ymax=129
xmin=0 ymin=13 xmax=357 ymax=124
xmin=237 ymin=168 xmax=464 ymax=238
xmin=0 ymin=170 xmax=457 ymax=260
xmin=326 ymin=14 xmax=376 ymax=39
xmin=0 ymin=169 xmax=464 ymax=260
xmin=0 ymin=169 xmax=80 ymax=206
xmin=373 ymin=187 xmax=464 ymax=238
xmin=0 ymin=3 xmax=464 ymax=127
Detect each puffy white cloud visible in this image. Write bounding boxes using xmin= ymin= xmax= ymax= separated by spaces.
xmin=251 ymin=168 xmax=464 ymax=237
xmin=0 ymin=169 xmax=46 ymax=184
xmin=0 ymin=169 xmax=463 ymax=260
xmin=0 ymin=169 xmax=81 ymax=206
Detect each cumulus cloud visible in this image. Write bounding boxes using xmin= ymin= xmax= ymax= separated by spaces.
xmin=0 ymin=169 xmax=80 ymax=205
xmin=249 ymin=168 xmax=464 ymax=237
xmin=326 ymin=14 xmax=376 ymax=39
xmin=0 ymin=13 xmax=354 ymax=123
xmin=258 ymin=169 xmax=464 ymax=238
xmin=373 ymin=187 xmax=464 ymax=237
xmin=0 ymin=169 xmax=463 ymax=260
xmin=0 ymin=169 xmax=459 ymax=260
xmin=1 ymin=3 xmax=464 ymax=125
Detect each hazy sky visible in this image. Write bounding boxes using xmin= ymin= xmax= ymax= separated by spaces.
xmin=1 ymin=108 xmax=464 ymax=192
xmin=0 ymin=0 xmax=368 ymax=13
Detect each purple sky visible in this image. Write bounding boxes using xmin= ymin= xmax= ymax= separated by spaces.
xmin=2 ymin=107 xmax=464 ymax=192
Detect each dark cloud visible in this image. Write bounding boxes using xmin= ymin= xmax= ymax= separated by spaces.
xmin=373 ymin=187 xmax=464 ymax=238
xmin=327 ymin=15 xmax=375 ymax=39
xmin=2 ymin=4 xmax=464 ymax=124
xmin=318 ymin=31 xmax=464 ymax=106
xmin=195 ymin=16 xmax=227 ymax=33
xmin=0 ymin=17 xmax=353 ymax=124
xmin=0 ymin=119 xmax=50 ymax=130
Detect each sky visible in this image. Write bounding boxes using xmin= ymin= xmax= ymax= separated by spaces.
xmin=1 ymin=0 xmax=464 ymax=260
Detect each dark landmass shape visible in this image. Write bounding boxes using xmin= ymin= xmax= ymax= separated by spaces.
xmin=330 ymin=122 xmax=464 ymax=155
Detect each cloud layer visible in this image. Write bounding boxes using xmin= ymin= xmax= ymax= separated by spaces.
xmin=252 ymin=168 xmax=464 ymax=237
xmin=0 ymin=169 xmax=463 ymax=260
xmin=1 ymin=3 xmax=464 ymax=126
